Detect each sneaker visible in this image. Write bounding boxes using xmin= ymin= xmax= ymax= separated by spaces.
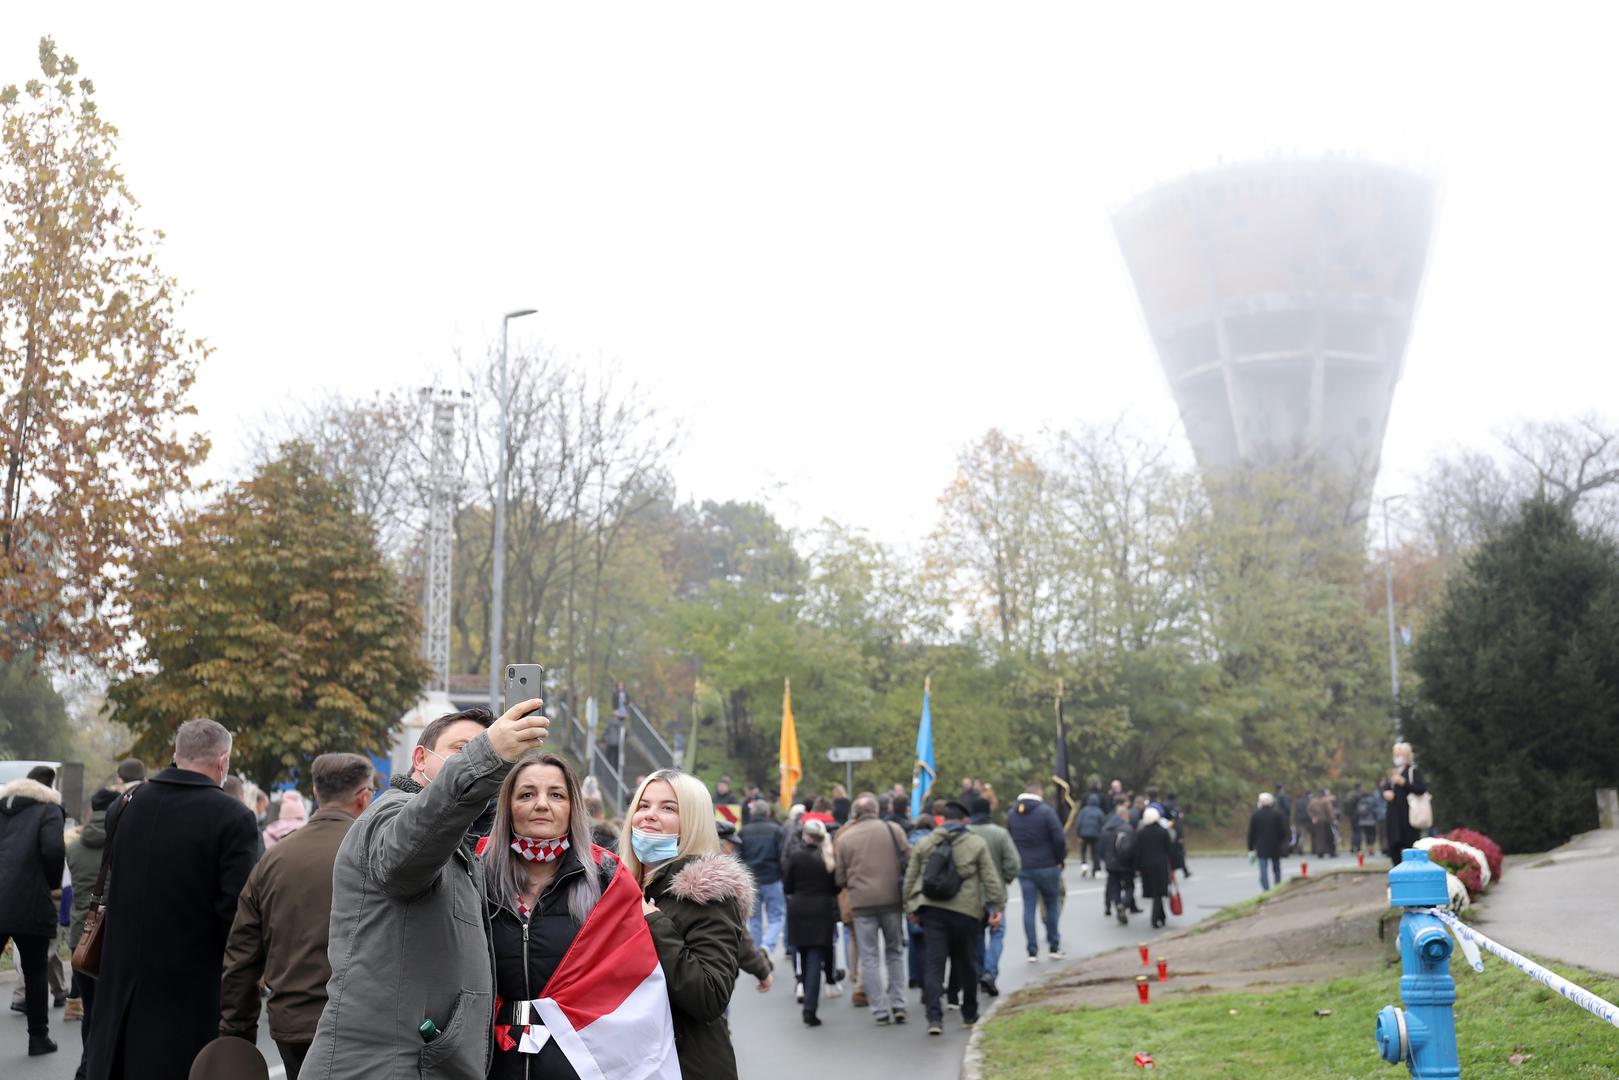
xmin=802 ymin=1010 xmax=822 ymax=1027
xmin=962 ymin=1014 xmax=978 ymax=1027
xmin=893 ymin=1008 xmax=908 ymax=1024
xmin=979 ymin=976 xmax=999 ymax=998
xmin=63 ymin=998 xmax=83 ymax=1022
xmin=1117 ymin=909 xmax=1129 ymax=926
xmin=1048 ymin=949 xmax=1067 ymax=960
xmin=875 ymin=1014 xmax=892 ymax=1026
xmin=795 ymin=981 xmax=804 ymax=1003
xmin=826 ymin=980 xmax=844 ymax=999
xmin=52 ymin=993 xmax=66 ymax=1008
xmin=1026 ymin=953 xmax=1039 ymax=963
xmin=928 ymin=1023 xmax=943 ymax=1036
xmin=28 ymin=1036 xmax=59 ymax=1057
xmin=945 ymin=999 xmax=959 ymax=1011
xmin=8 ymin=999 xmax=22 ymax=1014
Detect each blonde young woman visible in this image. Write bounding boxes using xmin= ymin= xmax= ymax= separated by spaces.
xmin=620 ymin=770 xmax=755 ymax=1080
xmin=482 ymin=751 xmax=618 ymax=1080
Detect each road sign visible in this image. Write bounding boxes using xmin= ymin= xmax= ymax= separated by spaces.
xmin=827 ymin=746 xmax=873 ymax=763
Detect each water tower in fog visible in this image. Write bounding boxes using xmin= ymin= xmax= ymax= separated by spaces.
xmin=1113 ymin=158 xmax=1435 ymax=517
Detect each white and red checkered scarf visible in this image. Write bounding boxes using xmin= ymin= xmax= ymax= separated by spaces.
xmin=510 ymin=835 xmax=570 ymax=863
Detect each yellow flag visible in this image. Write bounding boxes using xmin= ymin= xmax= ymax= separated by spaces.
xmin=779 ymin=677 xmax=802 ymax=812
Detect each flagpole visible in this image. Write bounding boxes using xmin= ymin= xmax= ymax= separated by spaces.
xmin=1054 ymin=678 xmax=1079 ymax=833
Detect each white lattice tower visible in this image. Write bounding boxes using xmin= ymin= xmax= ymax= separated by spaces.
xmin=421 ymin=388 xmax=466 ymax=693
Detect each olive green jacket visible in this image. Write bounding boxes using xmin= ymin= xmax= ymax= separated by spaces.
xmin=903 ymin=826 xmax=1007 ymax=920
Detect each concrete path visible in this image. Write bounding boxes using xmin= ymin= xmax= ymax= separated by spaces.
xmin=1471 ymin=828 xmax=1619 ymax=978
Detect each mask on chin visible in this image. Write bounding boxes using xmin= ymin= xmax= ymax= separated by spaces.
xmin=632 ymin=827 xmax=680 ymax=865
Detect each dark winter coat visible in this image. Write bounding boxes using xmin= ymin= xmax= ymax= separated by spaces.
xmin=486 ymin=846 xmax=619 ymax=1080
xmin=782 ymin=844 xmax=840 ymax=950
xmin=1383 ymin=764 xmax=1429 ymax=857
xmin=1247 ymin=805 xmax=1289 ymax=860
xmin=1133 ymin=820 xmax=1175 ymax=899
xmin=643 ymin=853 xmax=755 ymax=1080
xmin=739 ymin=819 xmax=785 ymax=886
xmin=86 ymin=768 xmax=260 ymax=1080
xmin=65 ymin=808 xmax=108 ymax=950
xmin=1076 ymin=794 xmax=1105 ymax=840
xmin=0 ymin=777 xmax=66 ymax=937
xmin=1098 ymin=812 xmax=1135 ymax=875
xmin=1007 ymin=795 xmax=1067 ymax=871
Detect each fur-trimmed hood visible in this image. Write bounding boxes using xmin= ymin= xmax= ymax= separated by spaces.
xmin=663 ymin=852 xmax=757 ymax=921
xmin=0 ymin=777 xmax=61 ymax=814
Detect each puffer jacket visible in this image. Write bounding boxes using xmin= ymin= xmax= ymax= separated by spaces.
xmin=1076 ymin=794 xmax=1105 ymax=839
xmin=642 ymin=853 xmax=755 ymax=1080
xmin=1007 ymin=794 xmax=1067 ymax=871
xmin=0 ymin=778 xmax=66 ymax=937
xmin=305 ymin=733 xmax=513 ymax=1080
xmin=65 ymin=807 xmax=108 ymax=949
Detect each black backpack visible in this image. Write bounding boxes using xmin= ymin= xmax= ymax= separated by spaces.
xmin=1112 ymin=823 xmax=1136 ymax=863
xmin=921 ymin=831 xmax=964 ymax=900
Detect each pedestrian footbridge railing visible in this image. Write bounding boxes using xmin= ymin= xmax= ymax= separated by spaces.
xmin=1375 ymin=849 xmax=1619 ymax=1077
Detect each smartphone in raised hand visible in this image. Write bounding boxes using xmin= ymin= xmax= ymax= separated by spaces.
xmin=503 ymin=665 xmax=547 ymax=719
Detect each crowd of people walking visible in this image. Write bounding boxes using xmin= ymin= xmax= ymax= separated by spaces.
xmin=0 ymin=699 xmax=1243 ymax=1078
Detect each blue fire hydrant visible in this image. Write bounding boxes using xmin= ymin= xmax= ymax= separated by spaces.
xmin=1374 ymin=849 xmax=1461 ymax=1078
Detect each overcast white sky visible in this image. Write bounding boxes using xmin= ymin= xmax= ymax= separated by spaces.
xmin=7 ymin=3 xmax=1618 ymax=547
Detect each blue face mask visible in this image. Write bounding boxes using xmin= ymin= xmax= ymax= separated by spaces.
xmin=632 ymin=827 xmax=680 ymax=865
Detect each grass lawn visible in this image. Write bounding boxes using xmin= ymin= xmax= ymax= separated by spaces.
xmin=981 ymin=955 xmax=1619 ymax=1078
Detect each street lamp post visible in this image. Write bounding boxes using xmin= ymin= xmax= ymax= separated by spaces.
xmin=489 ymin=308 xmax=538 ymax=713
xmin=1381 ymin=494 xmax=1405 ymax=737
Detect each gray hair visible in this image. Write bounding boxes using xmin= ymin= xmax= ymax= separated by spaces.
xmin=749 ymin=799 xmax=772 ymax=821
xmin=174 ymin=718 xmax=232 ymax=764
xmin=851 ymin=794 xmax=880 ymax=820
xmin=1258 ymin=792 xmax=1275 ymax=808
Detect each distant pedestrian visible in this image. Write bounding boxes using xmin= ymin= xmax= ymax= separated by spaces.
xmin=1076 ymin=793 xmax=1104 ymax=877
xmin=1246 ymin=792 xmax=1288 ymax=890
xmin=1134 ymin=807 xmax=1175 ymax=929
xmin=262 ymin=790 xmax=308 ymax=849
xmin=833 ymin=795 xmax=910 ymax=1025
xmin=219 ymin=754 xmax=374 ymax=1080
xmin=1007 ymin=783 xmax=1066 ymax=962
xmin=115 ymin=759 xmax=146 ymax=788
xmin=903 ymin=800 xmax=1004 ymax=1036
xmin=783 ymin=818 xmax=842 ymax=1026
xmin=966 ymin=796 xmax=1019 ymax=998
xmin=86 ymin=720 xmax=260 ymax=1080
xmin=905 ymin=816 xmax=933 ymax=990
xmin=1099 ymin=798 xmax=1136 ymax=925
xmin=1380 ymin=741 xmax=1429 ymax=865
xmin=0 ymin=765 xmax=67 ymax=1057
xmin=881 ymin=795 xmax=910 ymax=831
xmin=739 ymin=800 xmax=786 ymax=952
xmin=1353 ymin=787 xmax=1379 ymax=854
xmin=65 ymin=788 xmax=117 ymax=1072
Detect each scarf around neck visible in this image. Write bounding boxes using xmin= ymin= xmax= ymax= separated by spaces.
xmin=511 ymin=835 xmax=571 ymax=863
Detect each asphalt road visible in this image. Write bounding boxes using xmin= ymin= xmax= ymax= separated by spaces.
xmin=2 ymin=853 xmax=1279 ymax=1079
xmin=728 ymin=852 xmax=1272 ymax=1080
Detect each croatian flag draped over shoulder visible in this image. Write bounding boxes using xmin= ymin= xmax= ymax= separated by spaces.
xmin=530 ymin=850 xmax=681 ymax=1080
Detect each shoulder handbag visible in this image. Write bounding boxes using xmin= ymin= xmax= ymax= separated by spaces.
xmin=72 ymin=785 xmax=138 ymax=977
xmin=1407 ymin=791 xmax=1434 ymax=831
xmin=1167 ymin=866 xmax=1184 ymax=918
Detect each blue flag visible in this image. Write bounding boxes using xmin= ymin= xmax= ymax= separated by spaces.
xmin=910 ymin=680 xmax=936 ymax=819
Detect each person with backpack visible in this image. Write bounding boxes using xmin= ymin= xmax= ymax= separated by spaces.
xmin=903 ymin=800 xmax=1004 ymax=1036
xmin=965 ymin=796 xmax=1019 ymax=999
xmin=1353 ymin=788 xmax=1379 ymax=855
xmin=1098 ymin=798 xmax=1136 ymax=926
xmin=1075 ymin=793 xmax=1104 ymax=877
xmin=1007 ymin=782 xmax=1067 ymax=963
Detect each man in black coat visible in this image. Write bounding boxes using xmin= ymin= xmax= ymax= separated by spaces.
xmin=85 ymin=719 xmax=260 ymax=1080
xmin=1246 ymin=792 xmax=1289 ymax=890
xmin=0 ymin=765 xmax=67 ymax=1056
